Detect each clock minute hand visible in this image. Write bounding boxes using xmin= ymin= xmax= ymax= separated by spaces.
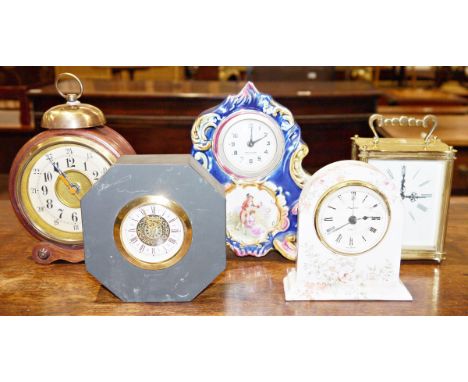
xmin=405 ymin=192 xmax=432 ymax=202
xmin=329 ymin=221 xmax=351 ymax=233
xmin=47 ymin=157 xmax=80 ymax=195
xmin=400 ymin=165 xmax=406 ymax=199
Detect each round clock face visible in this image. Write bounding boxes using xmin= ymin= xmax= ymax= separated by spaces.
xmin=213 ymin=112 xmax=285 ymax=179
xmin=315 ymin=182 xmax=390 ymax=255
xmin=115 ymin=196 xmax=192 ymax=270
xmin=16 ymin=137 xmax=113 ymax=245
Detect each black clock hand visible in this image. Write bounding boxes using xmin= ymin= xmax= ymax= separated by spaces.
xmin=400 ymin=165 xmax=406 ymax=199
xmin=329 ymin=215 xmax=361 ymax=233
xmin=250 ymin=133 xmax=268 ymax=146
xmin=248 ymin=125 xmax=254 ymax=147
xmin=329 ymin=222 xmax=351 ymax=233
xmin=47 ymin=157 xmax=80 ymax=193
xmin=404 ymin=192 xmax=432 ymax=202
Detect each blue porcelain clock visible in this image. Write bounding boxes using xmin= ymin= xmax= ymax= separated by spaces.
xmin=191 ymin=82 xmax=309 ymax=260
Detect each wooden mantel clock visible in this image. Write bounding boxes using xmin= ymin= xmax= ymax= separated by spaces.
xmin=9 ymin=73 xmax=135 ymax=264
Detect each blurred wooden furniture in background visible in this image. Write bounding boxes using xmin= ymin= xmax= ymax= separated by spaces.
xmin=382 ymin=88 xmax=468 ymax=106
xmin=20 ymin=80 xmax=380 ymax=177
xmin=0 ymin=67 xmax=54 ymax=129
xmin=248 ymin=66 xmax=336 ymax=82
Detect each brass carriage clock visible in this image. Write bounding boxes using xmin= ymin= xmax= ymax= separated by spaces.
xmin=9 ymin=73 xmax=135 ymax=264
xmin=352 ymin=114 xmax=456 ymax=261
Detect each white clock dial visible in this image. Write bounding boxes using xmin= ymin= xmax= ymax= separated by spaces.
xmin=23 ymin=143 xmax=110 ymax=238
xmin=369 ymin=159 xmax=445 ymax=249
xmin=119 ymin=201 xmax=187 ymax=266
xmin=214 ymin=112 xmax=285 ymax=179
xmin=316 ymin=184 xmax=390 ymax=255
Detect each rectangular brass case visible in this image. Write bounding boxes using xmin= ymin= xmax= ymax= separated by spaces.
xmin=351 ymin=135 xmax=456 ymax=262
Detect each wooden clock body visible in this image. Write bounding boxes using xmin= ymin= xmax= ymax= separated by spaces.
xmin=9 ymin=126 xmax=135 ymax=264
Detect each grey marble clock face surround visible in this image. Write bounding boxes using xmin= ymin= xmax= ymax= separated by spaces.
xmin=81 ymin=154 xmax=226 ymax=302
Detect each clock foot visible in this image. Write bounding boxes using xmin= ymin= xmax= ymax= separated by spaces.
xmin=273 ymin=233 xmax=297 ymax=261
xmin=32 ymin=242 xmax=84 ymax=264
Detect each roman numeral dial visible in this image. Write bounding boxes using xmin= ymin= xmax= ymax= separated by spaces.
xmin=367 ymin=159 xmax=444 ymax=249
xmin=118 ymin=199 xmax=189 ymax=267
xmin=316 ymin=183 xmax=390 ymax=255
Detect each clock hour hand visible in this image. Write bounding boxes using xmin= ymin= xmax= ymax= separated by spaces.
xmin=404 ymin=192 xmax=432 ymax=202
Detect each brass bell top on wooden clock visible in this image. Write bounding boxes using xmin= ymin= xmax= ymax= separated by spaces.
xmin=41 ymin=72 xmax=106 ymax=130
xmin=9 ymin=72 xmax=135 ymax=265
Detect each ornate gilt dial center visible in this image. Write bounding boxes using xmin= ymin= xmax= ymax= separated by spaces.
xmin=136 ymin=215 xmax=170 ymax=246
xmin=54 ymin=170 xmax=92 ymax=208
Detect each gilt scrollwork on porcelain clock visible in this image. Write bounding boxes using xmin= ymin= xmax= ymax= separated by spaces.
xmin=191 ymin=82 xmax=309 ymax=260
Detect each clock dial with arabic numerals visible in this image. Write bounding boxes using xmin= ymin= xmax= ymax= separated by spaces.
xmin=369 ymin=159 xmax=445 ymax=249
xmin=315 ymin=183 xmax=390 ymax=255
xmin=18 ymin=141 xmax=111 ymax=244
xmin=214 ymin=112 xmax=285 ymax=179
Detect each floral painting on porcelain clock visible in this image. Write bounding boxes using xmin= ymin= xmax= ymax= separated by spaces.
xmin=284 ymin=160 xmax=412 ymax=301
xmin=191 ymin=82 xmax=309 ymax=260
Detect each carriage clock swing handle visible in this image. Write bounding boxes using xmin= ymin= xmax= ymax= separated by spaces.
xmin=368 ymin=113 xmax=438 ymax=144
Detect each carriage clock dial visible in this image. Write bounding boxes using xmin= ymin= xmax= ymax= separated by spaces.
xmin=114 ymin=196 xmax=192 ymax=270
xmin=214 ymin=112 xmax=285 ymax=179
xmin=370 ymin=159 xmax=444 ymax=248
xmin=315 ymin=182 xmax=390 ymax=255
xmin=16 ymin=138 xmax=112 ymax=244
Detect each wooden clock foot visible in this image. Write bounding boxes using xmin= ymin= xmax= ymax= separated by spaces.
xmin=32 ymin=242 xmax=84 ymax=264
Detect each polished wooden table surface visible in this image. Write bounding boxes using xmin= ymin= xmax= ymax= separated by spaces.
xmin=0 ymin=198 xmax=467 ymax=315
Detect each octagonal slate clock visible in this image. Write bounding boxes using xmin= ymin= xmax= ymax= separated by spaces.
xmin=191 ymin=82 xmax=309 ymax=260
xmin=81 ymin=154 xmax=226 ymax=302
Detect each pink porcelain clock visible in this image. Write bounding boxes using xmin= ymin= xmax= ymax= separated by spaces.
xmin=284 ymin=160 xmax=412 ymax=301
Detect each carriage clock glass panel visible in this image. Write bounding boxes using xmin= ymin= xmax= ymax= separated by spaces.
xmin=17 ymin=138 xmax=112 ymax=244
xmin=315 ymin=183 xmax=390 ymax=255
xmin=213 ymin=112 xmax=285 ymax=179
xmin=114 ymin=196 xmax=192 ymax=270
xmin=352 ymin=114 xmax=456 ymax=260
xmin=368 ymin=159 xmax=444 ymax=249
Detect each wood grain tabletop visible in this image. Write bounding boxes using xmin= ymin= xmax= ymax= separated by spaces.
xmin=0 ymin=198 xmax=467 ymax=316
